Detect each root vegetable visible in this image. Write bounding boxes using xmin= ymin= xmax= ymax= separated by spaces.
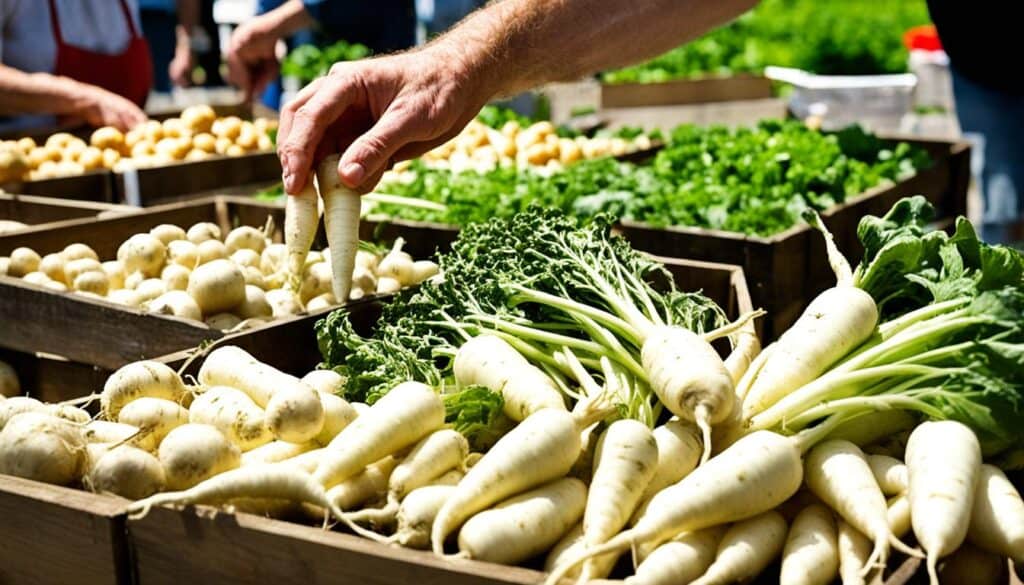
xmin=148 ymin=290 xmax=202 ymax=321
xmin=39 ymin=253 xmax=66 ymax=283
xmin=265 ymin=288 xmax=302 ymax=316
xmin=108 ymin=289 xmax=144 ymax=307
xmin=8 ymin=247 xmax=40 ymax=277
xmin=866 ymin=454 xmax=908 ymax=496
xmin=63 ymin=258 xmax=102 ymax=284
xmin=102 ymin=260 xmax=126 ymax=289
xmin=377 ymin=240 xmax=414 ymax=285
xmin=315 ymin=154 xmax=360 ymax=302
xmin=84 ymin=420 xmax=158 ymax=452
xmin=626 ymin=527 xmax=725 ymax=585
xmin=305 ymin=292 xmax=336 ymax=311
xmin=690 ymin=511 xmax=788 ymax=585
xmin=0 ymin=396 xmax=42 ymax=430
xmin=236 ymin=285 xmax=272 ymax=319
xmin=102 ymin=360 xmax=186 ymax=419
xmin=197 ymin=239 xmax=228 ymax=264
xmin=87 ymin=444 xmax=165 ymax=499
xmin=837 ymin=520 xmax=872 ymax=585
xmin=906 ymin=421 xmax=982 ymax=584
xmin=189 ymin=385 xmax=272 ymax=450
xmin=205 ymin=313 xmax=242 ymax=329
xmin=224 ymin=226 xmax=266 ymax=254
xmin=149 ymin=224 xmax=187 ymax=245
xmin=135 ymin=278 xmax=167 ymax=302
xmin=160 ymin=264 xmax=191 ymax=291
xmin=453 ymin=335 xmax=566 ymax=422
xmin=887 ymin=494 xmax=911 ymax=538
xmin=326 ymin=455 xmax=400 ymax=511
xmin=0 ymin=360 xmax=21 ymax=397
xmin=969 ymin=464 xmax=1024 ymax=565
xmin=117 ymin=234 xmax=166 ymax=277
xmin=261 ymin=243 xmax=286 ymax=274
xmin=188 ymin=259 xmax=245 ymax=314
xmin=158 ymin=423 xmax=241 ymax=490
xmin=0 ymin=412 xmax=86 ymax=485
xmin=780 ymin=504 xmax=839 ymax=585
xmin=167 ymin=240 xmax=200 ymax=268
xmin=315 ymin=392 xmax=357 ymax=446
xmin=186 ymin=222 xmax=221 ymax=244
xmin=242 ymin=440 xmax=318 ymax=466
xmin=300 ymin=262 xmax=333 ymax=302
xmin=391 ymin=485 xmax=455 ymax=549
xmin=634 ymin=419 xmax=702 ymax=521
xmin=301 ymin=369 xmax=345 ymax=395
xmin=230 ymin=248 xmax=261 ymax=269
xmin=351 ymin=265 xmax=376 ymax=293
xmin=375 ymin=276 xmax=401 ymax=295
xmin=117 ymin=397 xmax=188 ymax=444
xmin=240 ymin=265 xmax=268 ymax=289
xmin=285 ymin=181 xmax=319 ymax=282
xmin=73 ymin=270 xmax=108 ymax=295
xmin=410 ymin=260 xmax=439 ymax=284
xmin=355 ymin=249 xmax=378 ymax=272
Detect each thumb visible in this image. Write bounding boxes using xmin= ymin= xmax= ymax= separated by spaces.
xmin=338 ymin=107 xmax=425 ymax=189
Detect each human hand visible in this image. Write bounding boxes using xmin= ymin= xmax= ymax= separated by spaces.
xmin=169 ymin=41 xmax=195 ymax=87
xmin=227 ymin=16 xmax=281 ymax=99
xmin=277 ymin=44 xmax=495 ymax=194
xmin=71 ymin=83 xmax=148 ymax=131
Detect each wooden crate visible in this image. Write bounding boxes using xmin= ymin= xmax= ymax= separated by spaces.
xmin=130 ymin=258 xmax=752 ymax=585
xmin=113 ymin=152 xmax=282 ymax=206
xmin=0 ymin=193 xmax=134 ymax=234
xmin=0 ymin=170 xmax=116 ymax=203
xmin=600 ymin=74 xmax=774 ymax=108
xmin=0 ymin=196 xmax=312 ymax=370
xmin=0 ymin=347 xmax=110 ymax=403
xmin=0 ymin=475 xmax=130 ymax=585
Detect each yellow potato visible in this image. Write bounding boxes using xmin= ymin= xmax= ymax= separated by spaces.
xmin=257 ymin=134 xmax=273 ymax=151
xmin=124 ymin=128 xmax=144 ymax=151
xmin=62 ymin=141 xmax=87 ymax=162
xmin=185 ymin=149 xmax=212 ymax=161
xmin=90 ymin=127 xmax=126 ymax=151
xmin=16 ymin=137 xmax=36 ymax=154
xmin=212 ymin=116 xmax=242 ymax=140
xmin=77 ymin=147 xmax=104 ymax=171
xmin=141 ymin=120 xmax=164 ymax=142
xmin=102 ymin=148 xmax=122 ymax=168
xmin=191 ymin=133 xmax=216 ymax=153
xmin=45 ymin=132 xmax=75 ymax=149
xmin=131 ymin=140 xmax=156 ymax=158
xmin=225 ymin=144 xmax=246 ymax=157
xmin=155 ymin=137 xmax=191 ymax=160
xmin=180 ymin=105 xmax=216 ymax=134
xmin=214 ymin=137 xmax=233 ymax=155
xmin=161 ymin=118 xmax=191 ymax=139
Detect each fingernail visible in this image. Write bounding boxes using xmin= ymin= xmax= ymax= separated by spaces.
xmin=283 ymin=172 xmax=295 ymax=193
xmin=342 ymin=162 xmax=365 ymax=186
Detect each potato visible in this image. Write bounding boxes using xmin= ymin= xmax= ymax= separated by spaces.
xmin=148 ymin=290 xmax=202 ymax=321
xmin=225 ymin=144 xmax=246 ymax=157
xmin=131 ymin=140 xmax=155 ymax=158
xmin=135 ymin=278 xmax=167 ymax=302
xmin=257 ymin=134 xmax=274 ymax=151
xmin=214 ymin=137 xmax=233 ymax=155
xmin=160 ymin=263 xmax=191 ymax=291
xmin=180 ymin=105 xmax=216 ymax=134
xmin=54 ymin=160 xmax=84 ymax=177
xmin=205 ymin=313 xmax=242 ymax=330
xmin=185 ymin=149 xmax=212 ymax=161
xmin=230 ymin=248 xmax=261 ymax=269
xmin=45 ymin=132 xmax=75 ymax=149
xmin=265 ymin=288 xmax=302 ymax=317
xmin=140 ymin=120 xmax=164 ymax=142
xmin=62 ymin=242 xmax=98 ymax=262
xmin=124 ymin=128 xmax=144 ymax=150
xmin=236 ymin=285 xmax=272 ymax=319
xmin=166 ymin=239 xmax=200 ymax=268
xmin=107 ymin=289 xmax=144 ymax=307
xmin=191 ymin=133 xmax=216 ymax=153
xmin=187 ymin=259 xmax=245 ymax=314
xmin=124 ymin=270 xmax=145 ymax=290
xmin=212 ymin=116 xmax=243 ymax=140
xmin=149 ymin=224 xmax=187 ymax=245
xmin=90 ymin=127 xmax=126 ymax=151
xmin=7 ymin=247 xmax=40 ymax=277
xmin=101 ymin=261 xmax=126 ymax=289
xmin=63 ymin=258 xmax=102 ymax=284
xmin=186 ymin=222 xmax=221 ymax=244
xmin=16 ymin=137 xmax=36 ymax=154
xmin=197 ymin=239 xmax=228 ymax=264
xmin=224 ymin=226 xmax=266 ymax=254
xmin=260 ymin=243 xmax=287 ymax=274
xmin=161 ymin=118 xmax=191 ymax=139
xmin=117 ymin=233 xmax=166 ymax=277
xmin=235 ymin=123 xmax=258 ymax=149
xmin=101 ymin=148 xmax=121 ymax=168
xmin=240 ymin=265 xmax=267 ymax=289
xmin=38 ymin=253 xmax=67 ymax=283
xmin=73 ymin=270 xmax=109 ymax=296
xmin=155 ymin=137 xmax=190 ymax=160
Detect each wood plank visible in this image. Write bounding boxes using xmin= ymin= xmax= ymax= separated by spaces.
xmin=0 ymin=475 xmax=130 ymax=585
xmin=113 ymin=152 xmax=282 ymax=206
xmin=0 ymin=193 xmax=131 ymax=230
xmin=600 ymin=75 xmax=774 ymax=108
xmin=0 ymin=348 xmax=110 ymax=403
xmin=0 ymin=170 xmax=116 ymax=202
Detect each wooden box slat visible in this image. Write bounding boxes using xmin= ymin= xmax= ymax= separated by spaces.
xmin=0 ymin=171 xmax=116 ymax=203
xmin=0 ymin=194 xmax=132 ymax=232
xmin=600 ymin=74 xmax=774 ymax=108
xmin=113 ymin=152 xmax=282 ymax=206
xmin=0 ymin=347 xmax=110 ymax=403
xmin=0 ymin=475 xmax=130 ymax=585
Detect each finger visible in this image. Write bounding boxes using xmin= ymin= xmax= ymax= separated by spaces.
xmin=278 ymin=78 xmax=360 ymax=194
xmin=275 ymin=76 xmax=323 ymax=158
xmin=338 ymin=106 xmax=431 ymax=189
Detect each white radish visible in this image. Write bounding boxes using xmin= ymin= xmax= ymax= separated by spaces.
xmin=101 ymin=360 xmax=186 ymax=419
xmin=242 ymin=440 xmax=318 ymax=466
xmin=804 ymin=439 xmax=915 ymax=574
xmin=641 ymin=324 xmax=735 ymax=462
xmin=453 ymin=334 xmax=566 ymax=421
xmin=285 ymin=181 xmax=319 ymax=283
xmin=117 ymin=397 xmax=188 ymax=444
xmin=87 ymin=444 xmax=165 ymax=499
xmin=326 ymin=455 xmax=400 ymax=511
xmin=581 ymin=419 xmax=659 ymax=579
xmin=906 ymin=420 xmax=982 ymax=584
xmin=391 ymin=484 xmax=455 ymax=549
xmin=117 ymin=233 xmax=166 ymax=277
xmin=837 ymin=520 xmax=872 ymax=585
xmin=315 ymin=154 xmax=360 ymax=302
xmin=301 ymin=369 xmax=345 ymax=395
xmin=149 ymin=290 xmax=202 ymax=321
xmin=544 ymin=430 xmax=804 ymax=585
xmin=887 ymin=493 xmax=911 ymax=539
xmin=457 ymin=477 xmax=586 ymax=564
xmin=189 ymin=385 xmax=272 ymax=450
xmin=866 ymin=454 xmax=908 ymax=496
xmin=634 ymin=418 xmax=702 ymax=520
xmin=265 ymin=288 xmax=302 ymax=317
xmin=780 ymin=503 xmax=839 ymax=585
xmin=433 ymin=408 xmax=584 ymax=556
xmin=723 ymin=319 xmax=761 ymax=384
xmin=626 ymin=527 xmax=725 ymax=585
xmin=84 ymin=420 xmax=157 ymax=452
xmin=314 ymin=391 xmax=358 ymax=446
xmin=188 ymin=259 xmax=245 ymax=315
xmin=0 ymin=412 xmax=86 ymax=485
xmin=968 ymin=464 xmax=1024 ymax=565
xmin=689 ymin=511 xmax=788 ymax=585
xmin=158 ymin=423 xmax=241 ymax=490
xmin=314 ymin=381 xmax=444 ymax=488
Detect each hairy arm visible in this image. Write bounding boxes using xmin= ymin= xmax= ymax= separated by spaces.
xmin=0 ymin=64 xmax=146 ymax=130
xmin=277 ymin=0 xmax=757 ymax=194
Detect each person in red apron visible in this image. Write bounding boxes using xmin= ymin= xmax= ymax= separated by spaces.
xmin=0 ymin=0 xmax=155 ymax=132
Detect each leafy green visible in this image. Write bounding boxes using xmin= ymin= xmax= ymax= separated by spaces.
xmin=281 ymin=40 xmax=371 ymax=83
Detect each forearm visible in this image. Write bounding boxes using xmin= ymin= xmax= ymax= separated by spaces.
xmin=264 ymin=0 xmax=316 ymax=39
xmin=438 ymin=0 xmax=758 ymax=96
xmin=176 ymin=0 xmax=200 ymax=36
xmin=0 ymin=64 xmax=84 ymax=115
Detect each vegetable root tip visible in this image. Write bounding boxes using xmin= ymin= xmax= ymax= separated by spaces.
xmin=890 ymin=534 xmax=924 ymax=559
xmin=926 ymin=555 xmax=939 ymax=585
xmin=696 ymin=410 xmax=713 ymax=466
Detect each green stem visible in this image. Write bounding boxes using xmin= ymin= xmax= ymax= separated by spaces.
xmin=510 ymin=286 xmax=642 ymax=346
xmin=363 ymin=192 xmax=448 ymax=212
xmin=791 ymin=413 xmax=852 ymax=453
xmin=832 ymin=313 xmax=981 ymax=373
xmin=782 ymin=392 xmax=945 ymax=432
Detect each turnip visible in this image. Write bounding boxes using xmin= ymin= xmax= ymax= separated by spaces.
xmin=102 ymin=360 xmax=186 ymax=419
xmin=625 ymin=527 xmax=725 ymax=585
xmin=158 ymin=423 xmax=241 ymax=490
xmin=0 ymin=412 xmax=86 ymax=485
xmin=230 ymin=248 xmax=261 ymax=270
xmin=135 ymin=278 xmax=167 ymax=302
xmin=224 ymin=226 xmax=266 ymax=254
xmin=189 ymin=385 xmax=272 ymax=450
xmin=149 ymin=290 xmax=202 ymax=321
xmin=804 ymin=439 xmax=916 ymax=574
xmin=457 ymin=477 xmax=586 ymax=564
xmin=260 ymin=243 xmax=287 ymax=275
xmin=46 ymin=403 xmax=90 ymax=424
xmin=376 ymin=239 xmax=414 ymax=286
xmin=128 ymin=464 xmax=345 ymax=522
xmin=167 ymin=240 xmax=200 ymax=269
xmin=315 ymin=154 xmax=360 ymax=302
xmin=118 ymin=233 xmax=166 ymax=277
xmin=188 ymin=259 xmax=245 ymax=315
xmin=108 ymin=289 xmax=144 ymax=307
xmin=159 ymin=264 xmax=190 ymax=291
xmin=301 ymin=369 xmax=345 ymax=395
xmin=690 ymin=511 xmax=788 ymax=585
xmin=285 ymin=181 xmax=319 ymax=284
xmin=968 ymin=464 xmax=1024 ymax=565
xmin=7 ymin=247 xmax=41 ymax=277
xmin=236 ymin=285 xmax=272 ymax=319
xmin=375 ymin=277 xmax=401 ymax=295
xmin=196 ymin=239 xmax=228 ymax=265
xmin=102 ymin=260 xmax=126 ymax=289
xmin=581 ymin=419 xmax=658 ymax=579
xmin=205 ymin=313 xmax=242 ymax=330
xmin=314 ymin=381 xmax=444 ymax=489
xmin=410 ymin=260 xmax=439 ymax=284
xmin=453 ymin=334 xmax=566 ymax=422
xmin=0 ymin=398 xmax=51 ymax=428
xmin=780 ymin=503 xmax=839 ymax=585
xmin=265 ymin=288 xmax=302 ymax=317
xmin=0 ymin=360 xmax=20 ymax=397
xmin=837 ymin=520 xmax=872 ymax=585
xmin=186 ymin=222 xmax=221 ymax=244
xmin=544 ymin=430 xmax=805 ymax=584
xmin=117 ymin=397 xmax=188 ymax=444
xmin=62 ymin=242 xmax=98 ymax=262
xmin=39 ymin=253 xmax=67 ymax=283
xmin=85 ymin=420 xmax=158 ymax=452
xmin=87 ymin=444 xmax=165 ymax=499
xmin=242 ymin=440 xmax=318 ymax=466
xmin=866 ymin=454 xmax=907 ymax=496
xmin=906 ymin=420 xmax=982 ymax=584
xmin=149 ymin=224 xmax=187 ymax=245
xmin=741 ymin=216 xmax=877 ymax=420
xmin=351 ymin=265 xmax=376 ymax=295
xmin=300 ymin=262 xmax=333 ymax=302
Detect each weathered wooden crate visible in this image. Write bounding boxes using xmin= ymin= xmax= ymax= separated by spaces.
xmin=0 ymin=170 xmax=117 ymax=203
xmin=0 ymin=347 xmax=110 ymax=404
xmin=112 ymin=151 xmax=282 ymax=206
xmin=600 ymin=74 xmax=774 ymax=108
xmin=0 ymin=196 xmax=307 ymax=370
xmin=0 ymin=193 xmax=134 ymax=235
xmin=0 ymin=475 xmax=131 ymax=585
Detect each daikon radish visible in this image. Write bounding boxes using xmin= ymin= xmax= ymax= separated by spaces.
xmin=315 ymin=154 xmax=360 ymax=301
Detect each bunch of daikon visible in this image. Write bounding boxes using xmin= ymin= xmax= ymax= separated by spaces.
xmin=0 ymin=218 xmax=436 ymax=331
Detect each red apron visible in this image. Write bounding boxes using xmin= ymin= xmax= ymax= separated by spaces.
xmin=47 ymin=0 xmax=153 ymax=107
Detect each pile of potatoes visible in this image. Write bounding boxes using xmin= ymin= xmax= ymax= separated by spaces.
xmin=0 ymin=105 xmax=277 ymax=182
xmin=0 ymin=354 xmax=362 ymax=501
xmin=400 ymin=119 xmax=651 ymax=176
xmin=0 ymin=220 xmax=437 ymax=331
